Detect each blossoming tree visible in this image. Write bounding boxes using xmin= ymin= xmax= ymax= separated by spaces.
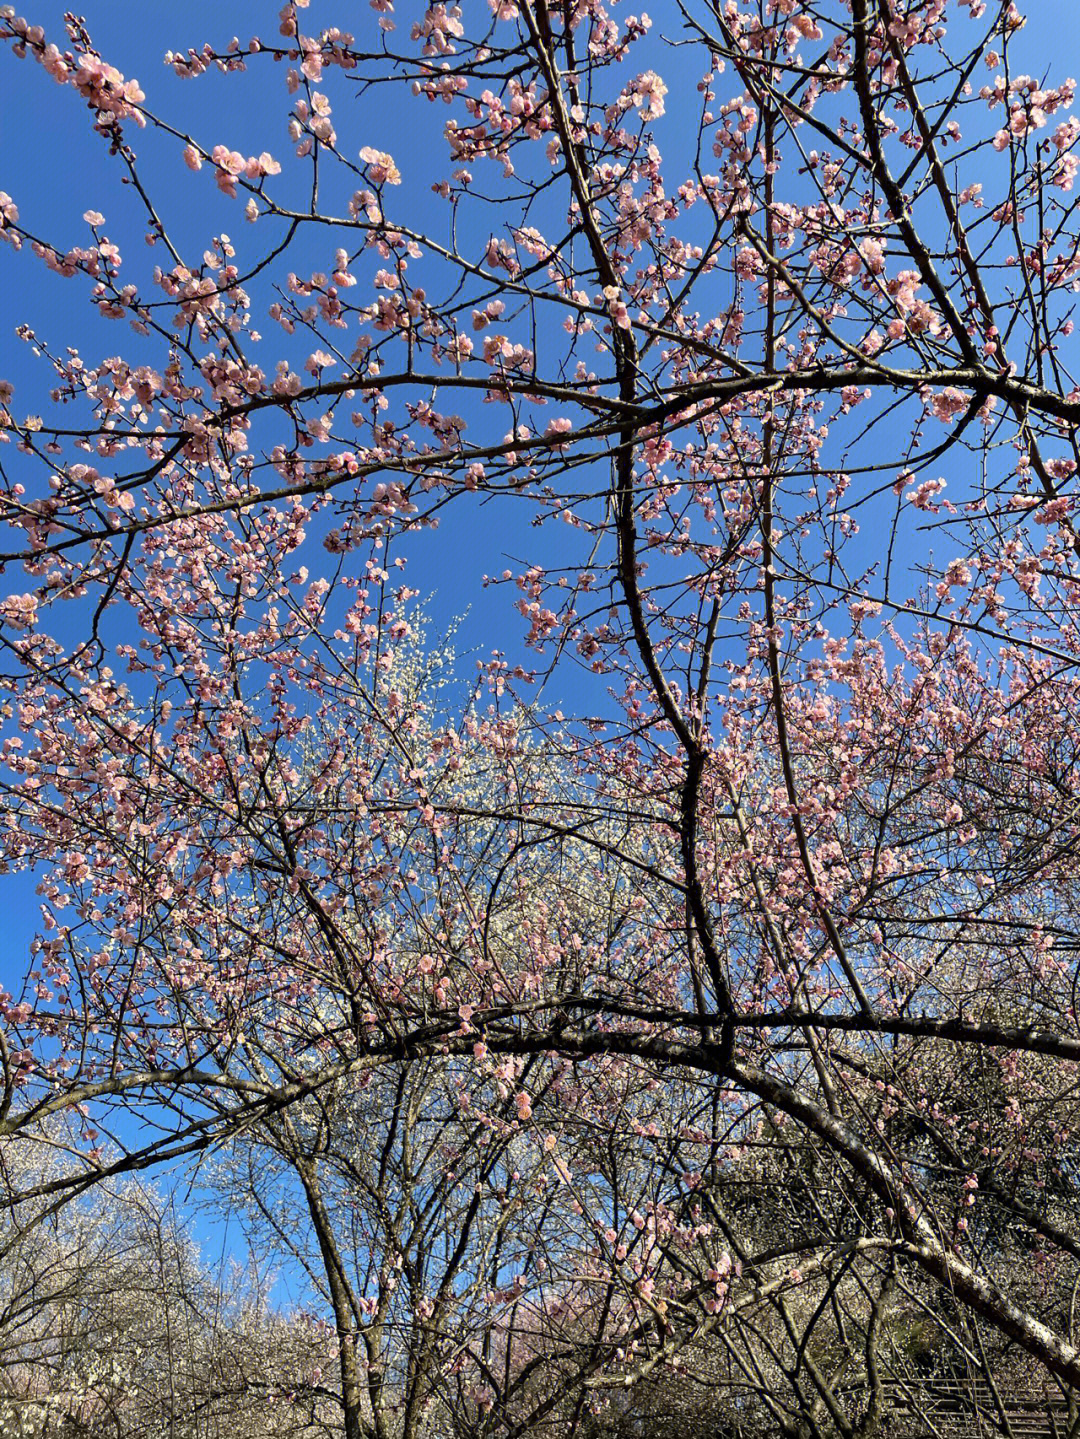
xmin=3 ymin=0 xmax=1080 ymax=1432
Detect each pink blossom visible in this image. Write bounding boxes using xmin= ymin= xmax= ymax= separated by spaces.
xmin=930 ymin=387 xmax=968 ymax=422
xmin=358 ymin=146 xmax=402 ymax=184
xmin=0 ymin=593 xmax=38 ymax=629
xmin=630 ymin=70 xmax=668 ymax=121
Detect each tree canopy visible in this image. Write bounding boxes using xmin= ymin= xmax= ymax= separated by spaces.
xmin=3 ymin=1 xmax=1080 ymax=1434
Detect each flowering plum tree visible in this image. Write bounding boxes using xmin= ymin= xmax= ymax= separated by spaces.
xmin=0 ymin=1122 xmax=336 ymax=1437
xmin=3 ymin=0 xmax=1080 ymax=1432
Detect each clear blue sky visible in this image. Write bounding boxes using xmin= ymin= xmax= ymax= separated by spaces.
xmin=4 ymin=0 xmax=1078 ymax=975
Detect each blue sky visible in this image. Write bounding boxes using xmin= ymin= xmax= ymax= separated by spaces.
xmin=4 ymin=0 xmax=1078 ymax=987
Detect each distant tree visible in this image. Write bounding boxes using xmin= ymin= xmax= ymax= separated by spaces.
xmin=0 ymin=1125 xmax=336 ymax=1437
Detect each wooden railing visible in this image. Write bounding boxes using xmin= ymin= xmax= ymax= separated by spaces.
xmin=872 ymin=1377 xmax=1075 ymax=1439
